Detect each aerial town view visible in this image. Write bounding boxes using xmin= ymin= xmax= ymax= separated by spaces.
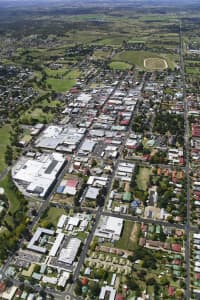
xmin=0 ymin=0 xmax=199 ymax=299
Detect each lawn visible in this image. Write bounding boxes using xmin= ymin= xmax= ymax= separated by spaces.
xmin=95 ymin=36 xmax=126 ymax=46
xmin=136 ymin=167 xmax=152 ymax=191
xmin=46 ymin=69 xmax=80 ymax=93
xmin=45 ymin=66 xmax=68 ymax=77
xmin=21 ymin=108 xmax=54 ymax=124
xmin=109 ymin=61 xmax=132 ymax=70
xmin=93 ymin=50 xmax=111 ymax=60
xmin=112 ymin=50 xmax=176 ymax=70
xmin=0 ymin=174 xmax=21 ymax=214
xmin=186 ymin=67 xmax=200 ymax=75
xmin=115 ymin=221 xmax=138 ymax=251
xmin=0 ymin=124 xmax=11 ymax=173
xmin=39 ymin=99 xmax=62 ymax=108
xmin=46 ymin=78 xmax=76 ymax=92
xmin=40 ymin=207 xmax=66 ymax=227
xmin=0 ymin=173 xmax=26 ymax=227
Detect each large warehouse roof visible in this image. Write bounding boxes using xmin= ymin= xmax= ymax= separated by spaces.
xmin=12 ymin=152 xmax=65 ymax=197
xmin=58 ymin=238 xmax=81 ymax=265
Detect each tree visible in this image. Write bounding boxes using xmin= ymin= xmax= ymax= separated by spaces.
xmin=159 ymin=276 xmax=169 ymax=286
xmin=94 ymin=269 xmax=108 ymax=280
xmin=175 ymin=289 xmax=184 ymax=299
xmin=5 ymin=145 xmax=13 ymax=165
xmin=89 ymin=281 xmax=100 ymax=297
xmin=126 ymin=278 xmax=139 ymax=291
xmin=91 ymin=159 xmax=98 ymax=168
xmin=147 ymin=277 xmax=156 ymax=285
xmin=74 ymin=279 xmax=82 ymax=296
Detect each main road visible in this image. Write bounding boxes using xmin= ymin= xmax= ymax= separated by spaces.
xmin=179 ymin=20 xmax=191 ymax=300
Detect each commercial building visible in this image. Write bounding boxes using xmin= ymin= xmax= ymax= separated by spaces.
xmin=58 ymin=238 xmax=81 ymax=265
xmin=12 ymin=152 xmax=66 ymax=197
xmin=58 ymin=271 xmax=70 ymax=288
xmin=95 ymin=216 xmax=123 ymax=241
xmin=35 ymin=125 xmax=85 ymax=152
xmin=85 ymin=187 xmax=100 ymax=200
xmin=79 ymin=139 xmax=96 ymax=155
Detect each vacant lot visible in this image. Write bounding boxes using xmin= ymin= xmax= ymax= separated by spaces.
xmin=144 ymin=58 xmax=168 ymax=70
xmin=136 ymin=167 xmax=152 ymax=191
xmin=40 ymin=207 xmax=66 ymax=227
xmin=115 ymin=221 xmax=139 ymax=251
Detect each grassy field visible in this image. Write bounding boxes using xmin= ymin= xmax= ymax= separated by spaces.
xmin=21 ymin=108 xmax=54 ymax=124
xmin=39 ymin=99 xmax=62 ymax=108
xmin=95 ymin=36 xmax=126 ymax=46
xmin=45 ymin=66 xmax=68 ymax=77
xmin=40 ymin=207 xmax=66 ymax=227
xmin=0 ymin=125 xmax=11 ymax=173
xmin=0 ymin=174 xmax=25 ymax=227
xmin=186 ymin=67 xmax=200 ymax=75
xmin=136 ymin=167 xmax=152 ymax=191
xmin=109 ymin=61 xmax=132 ymax=70
xmin=115 ymin=221 xmax=139 ymax=251
xmin=144 ymin=58 xmax=168 ymax=70
xmin=46 ymin=69 xmax=80 ymax=93
xmin=46 ymin=78 xmax=75 ymax=92
xmin=93 ymin=49 xmax=111 ymax=60
xmin=112 ymin=50 xmax=176 ymax=70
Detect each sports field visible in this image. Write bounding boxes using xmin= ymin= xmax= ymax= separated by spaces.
xmin=112 ymin=50 xmax=176 ymax=70
xmin=144 ymin=58 xmax=168 ymax=70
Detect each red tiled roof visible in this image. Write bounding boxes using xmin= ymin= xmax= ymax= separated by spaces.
xmin=66 ymin=180 xmax=78 ymax=188
xmin=172 ymin=243 xmax=181 ymax=252
xmin=172 ymin=259 xmax=181 ymax=265
xmin=116 ymin=294 xmax=124 ymax=300
xmin=168 ymin=286 xmax=175 ymax=297
xmin=192 ymin=125 xmax=200 ymax=137
xmin=0 ymin=282 xmax=6 ymax=293
xmin=195 ymin=273 xmax=200 ymax=280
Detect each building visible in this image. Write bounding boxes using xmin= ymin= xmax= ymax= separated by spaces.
xmin=85 ymin=187 xmax=100 ymax=200
xmin=57 ymin=215 xmax=68 ymax=228
xmin=0 ymin=286 xmax=18 ymax=300
xmin=99 ymin=285 xmax=116 ymax=300
xmin=58 ymin=238 xmax=81 ymax=265
xmin=12 ymin=152 xmax=66 ymax=198
xmin=58 ymin=272 xmax=70 ymax=288
xmin=79 ymin=139 xmax=96 ymax=155
xmin=95 ymin=216 xmax=123 ymax=241
xmin=35 ymin=125 xmax=85 ymax=152
xmin=49 ymin=233 xmax=65 ymax=257
xmin=27 ymin=228 xmax=55 ymax=253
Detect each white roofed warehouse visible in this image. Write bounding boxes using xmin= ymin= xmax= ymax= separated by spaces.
xmin=12 ymin=152 xmax=66 ymax=198
xmin=58 ymin=238 xmax=81 ymax=265
xmin=95 ymin=216 xmax=123 ymax=241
